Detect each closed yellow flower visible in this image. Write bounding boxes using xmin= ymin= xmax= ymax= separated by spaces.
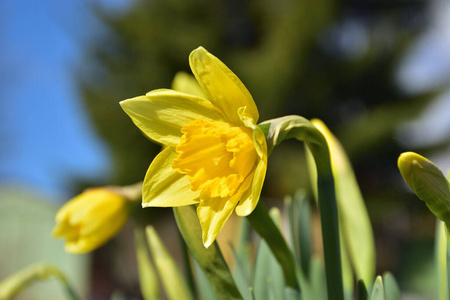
xmin=121 ymin=47 xmax=267 ymax=247
xmin=52 ymin=188 xmax=130 ymax=254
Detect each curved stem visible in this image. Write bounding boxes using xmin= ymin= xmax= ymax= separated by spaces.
xmin=312 ymin=146 xmax=343 ymax=300
xmin=260 ymin=116 xmax=344 ymax=300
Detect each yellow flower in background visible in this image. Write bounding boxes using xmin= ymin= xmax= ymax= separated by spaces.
xmin=52 ymin=188 xmax=130 ymax=254
xmin=121 ymin=47 xmax=267 ymax=247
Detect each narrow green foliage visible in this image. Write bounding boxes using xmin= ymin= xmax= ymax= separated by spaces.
xmin=357 ymin=280 xmax=369 ymax=300
xmin=173 ymin=206 xmax=243 ymax=300
xmin=309 ymin=257 xmax=328 ymax=300
xmin=297 ymin=256 xmax=327 ymax=300
xmin=370 ymin=276 xmax=385 ymax=300
xmin=145 ymin=226 xmax=193 ymax=300
xmin=340 ymin=235 xmax=355 ymax=298
xmin=447 ymin=230 xmax=450 ymax=300
xmin=179 ymin=237 xmax=198 ymax=300
xmin=297 ymin=193 xmax=312 ymax=277
xmin=436 ymin=220 xmax=447 ymax=300
xmin=253 ymin=208 xmax=287 ymax=300
xmin=134 ymin=229 xmax=160 ymax=300
xmin=192 ymin=258 xmax=219 ymax=300
xmin=246 ymin=202 xmax=299 ymax=291
xmin=235 ymin=218 xmax=253 ymax=282
xmin=382 ymin=272 xmax=401 ymax=300
xmin=230 ymin=246 xmax=253 ymax=300
xmin=285 ymin=190 xmax=312 ymax=275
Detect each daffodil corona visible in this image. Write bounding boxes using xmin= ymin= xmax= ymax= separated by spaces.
xmin=121 ymin=47 xmax=267 ymax=247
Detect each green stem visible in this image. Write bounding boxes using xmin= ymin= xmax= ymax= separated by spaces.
xmin=260 ymin=116 xmax=344 ymax=300
xmin=246 ymin=202 xmax=299 ymax=291
xmin=307 ymin=141 xmax=344 ymax=300
xmin=0 ymin=263 xmax=79 ymax=300
xmin=173 ymin=206 xmax=243 ymax=300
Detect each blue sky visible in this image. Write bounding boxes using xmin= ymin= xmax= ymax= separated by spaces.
xmin=0 ymin=0 xmax=130 ymax=201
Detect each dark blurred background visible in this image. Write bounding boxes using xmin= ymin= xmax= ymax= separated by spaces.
xmin=1 ymin=0 xmax=450 ymax=299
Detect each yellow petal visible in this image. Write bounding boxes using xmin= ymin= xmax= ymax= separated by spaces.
xmin=65 ymin=239 xmax=95 ymax=254
xmin=120 ymin=89 xmax=225 ymax=146
xmin=235 ymin=110 xmax=268 ymax=216
xmin=143 ymin=147 xmax=200 ymax=207
xmin=198 ymin=174 xmax=253 ymax=247
xmin=197 ymin=194 xmax=239 ymax=248
xmin=52 ymin=188 xmax=130 ymax=254
xmin=189 ymin=47 xmax=259 ymax=125
xmin=172 ymin=72 xmax=207 ymax=99
xmin=235 ymin=160 xmax=267 ymax=217
xmin=81 ymin=196 xmax=129 ymax=238
xmin=235 ymin=128 xmax=268 ymax=216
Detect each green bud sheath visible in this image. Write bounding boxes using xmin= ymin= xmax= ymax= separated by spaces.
xmin=398 ymin=152 xmax=450 ymax=225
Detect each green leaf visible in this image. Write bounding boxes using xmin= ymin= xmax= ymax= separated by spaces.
xmin=173 ymin=206 xmax=243 ymax=300
xmin=370 ymin=276 xmax=385 ymax=300
xmin=436 ymin=220 xmax=447 ymax=300
xmin=145 ymin=226 xmax=193 ymax=300
xmin=339 ymin=233 xmax=354 ymax=298
xmin=192 ymin=257 xmax=219 ymax=300
xmin=179 ymin=236 xmax=198 ymax=299
xmin=230 ymin=245 xmax=253 ymax=300
xmin=296 ymin=256 xmax=327 ymax=300
xmin=253 ymin=208 xmax=286 ymax=300
xmin=382 ymin=272 xmax=401 ymax=300
xmin=235 ymin=216 xmax=253 ymax=283
xmin=357 ymin=280 xmax=369 ymax=300
xmin=246 ymin=202 xmax=299 ymax=291
xmin=134 ymin=229 xmax=160 ymax=300
xmin=285 ymin=190 xmax=312 ymax=275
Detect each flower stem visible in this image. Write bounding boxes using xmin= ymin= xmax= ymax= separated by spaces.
xmin=260 ymin=115 xmax=344 ymax=300
xmin=307 ymin=139 xmax=344 ymax=300
xmin=173 ymin=206 xmax=243 ymax=300
xmin=0 ymin=263 xmax=79 ymax=300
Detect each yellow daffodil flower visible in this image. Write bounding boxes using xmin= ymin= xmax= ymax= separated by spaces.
xmin=52 ymin=188 xmax=131 ymax=254
xmin=121 ymin=47 xmax=267 ymax=247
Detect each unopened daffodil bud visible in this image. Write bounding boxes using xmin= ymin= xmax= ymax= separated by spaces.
xmin=52 ymin=185 xmax=141 ymax=254
xmin=398 ymin=152 xmax=450 ymax=225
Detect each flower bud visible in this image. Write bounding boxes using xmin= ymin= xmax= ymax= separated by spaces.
xmin=52 ymin=188 xmax=131 ymax=254
xmin=398 ymin=152 xmax=450 ymax=224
